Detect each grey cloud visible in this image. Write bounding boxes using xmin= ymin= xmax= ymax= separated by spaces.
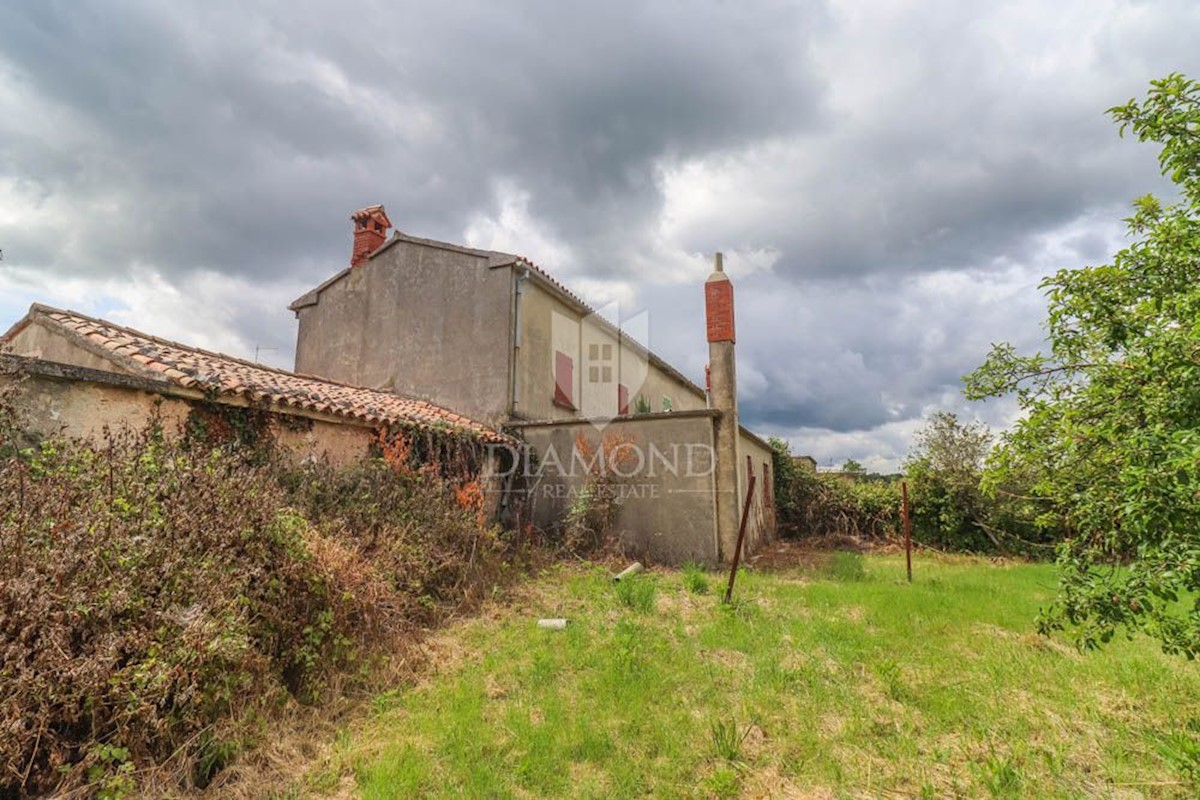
xmin=3 ymin=1 xmax=1199 ymax=467
xmin=636 ymin=264 xmax=1049 ymax=437
xmin=664 ymin=1 xmax=1198 ymax=284
xmin=0 ymin=1 xmax=829 ymax=284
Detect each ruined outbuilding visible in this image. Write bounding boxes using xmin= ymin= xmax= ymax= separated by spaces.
xmin=0 ymin=305 xmax=510 ymax=478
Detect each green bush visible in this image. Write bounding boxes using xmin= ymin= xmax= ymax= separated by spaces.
xmin=770 ymin=425 xmax=1061 ymax=556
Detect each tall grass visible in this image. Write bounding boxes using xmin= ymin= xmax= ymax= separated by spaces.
xmin=681 ymin=561 xmax=711 ymax=595
xmin=342 ymin=557 xmax=1200 ymax=798
xmin=613 ymin=573 xmax=657 ymax=612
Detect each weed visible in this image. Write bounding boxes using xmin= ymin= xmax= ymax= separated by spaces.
xmin=704 ymin=765 xmax=741 ymax=798
xmin=0 ymin=415 xmax=522 ymax=796
xmin=682 ymin=561 xmax=711 ymax=595
xmin=824 ymin=550 xmax=868 ymax=582
xmin=718 ymin=595 xmax=760 ymax=622
xmin=875 ymin=657 xmax=905 ymax=700
xmin=709 ymin=717 xmax=753 ymax=764
xmin=613 ymin=618 xmax=644 ymax=674
xmin=614 ymin=574 xmax=657 ymax=612
xmin=972 ymin=751 xmax=1024 ymax=798
xmin=1157 ymin=718 xmax=1200 ymax=785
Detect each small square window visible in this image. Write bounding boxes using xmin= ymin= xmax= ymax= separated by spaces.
xmin=589 ymin=343 xmax=600 ymax=361
xmin=589 ymin=366 xmax=600 ymax=383
xmin=602 ymin=343 xmax=613 ymax=360
xmin=601 ymin=366 xmax=612 ymax=383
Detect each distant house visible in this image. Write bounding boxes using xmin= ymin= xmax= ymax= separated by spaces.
xmin=792 ymin=455 xmax=818 ymax=472
xmin=0 ymin=305 xmax=509 ymax=471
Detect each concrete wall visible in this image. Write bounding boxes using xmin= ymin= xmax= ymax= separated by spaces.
xmin=294 ymin=240 xmax=514 ymax=426
xmin=737 ymin=430 xmax=777 ymax=554
xmin=513 ymin=280 xmax=707 ymax=422
xmin=514 ymin=412 xmax=722 ymax=565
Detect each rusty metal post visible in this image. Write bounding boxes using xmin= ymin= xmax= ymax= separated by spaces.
xmin=901 ymin=480 xmax=913 ymax=583
xmin=723 ymin=475 xmax=757 ymax=603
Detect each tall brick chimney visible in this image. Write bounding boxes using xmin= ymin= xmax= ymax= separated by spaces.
xmin=350 ymin=205 xmax=392 ymax=268
xmin=706 ymin=252 xmax=741 ymax=562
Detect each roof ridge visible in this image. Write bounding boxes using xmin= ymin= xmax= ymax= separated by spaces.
xmin=385 ymin=229 xmax=520 ymax=262
xmin=30 ymin=303 xmax=299 ymax=378
xmin=285 ymin=231 xmax=708 ymax=400
xmin=32 ymin=303 xmax=401 ymax=395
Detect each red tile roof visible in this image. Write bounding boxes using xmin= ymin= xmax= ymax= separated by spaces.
xmin=10 ymin=305 xmax=510 ymax=443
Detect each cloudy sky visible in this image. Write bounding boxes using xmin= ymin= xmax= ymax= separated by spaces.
xmin=1 ymin=1 xmax=1196 ymax=470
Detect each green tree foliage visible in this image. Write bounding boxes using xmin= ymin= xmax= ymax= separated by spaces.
xmin=965 ymin=74 xmax=1200 ymax=657
xmin=768 ymin=436 xmax=806 ymax=525
xmin=840 ymin=458 xmax=866 ymax=475
xmin=904 ymin=412 xmax=997 ymax=551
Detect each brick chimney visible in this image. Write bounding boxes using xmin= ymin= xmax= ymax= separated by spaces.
xmin=350 ymin=205 xmax=392 ymax=268
xmin=705 ymin=252 xmax=740 ymax=562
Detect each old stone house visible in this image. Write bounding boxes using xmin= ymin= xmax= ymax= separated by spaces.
xmin=290 ymin=206 xmax=776 ymax=563
xmin=2 ymin=204 xmax=776 ymax=565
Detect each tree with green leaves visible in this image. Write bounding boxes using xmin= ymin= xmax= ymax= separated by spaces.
xmin=904 ymin=412 xmax=995 ymax=551
xmin=966 ymin=74 xmax=1200 ymax=657
xmin=840 ymin=458 xmax=866 ymax=475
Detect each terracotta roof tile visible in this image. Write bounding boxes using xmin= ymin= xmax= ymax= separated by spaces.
xmin=24 ymin=305 xmax=510 ymax=444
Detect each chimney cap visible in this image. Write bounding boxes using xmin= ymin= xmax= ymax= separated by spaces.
xmin=351 ymin=204 xmax=392 ymax=228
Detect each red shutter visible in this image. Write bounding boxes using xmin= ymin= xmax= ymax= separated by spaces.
xmin=554 ymin=351 xmax=574 ymax=408
xmin=618 ymin=383 xmax=629 ymax=415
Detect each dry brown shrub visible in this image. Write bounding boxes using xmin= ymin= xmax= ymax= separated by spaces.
xmin=0 ymin=404 xmax=527 ymax=798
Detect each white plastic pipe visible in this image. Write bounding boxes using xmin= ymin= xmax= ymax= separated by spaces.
xmin=612 ymin=562 xmax=645 ymax=582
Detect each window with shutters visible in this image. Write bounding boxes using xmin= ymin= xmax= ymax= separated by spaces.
xmin=554 ymin=350 xmax=575 ymax=410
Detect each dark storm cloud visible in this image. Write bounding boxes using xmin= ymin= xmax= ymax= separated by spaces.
xmin=664 ymin=1 xmax=1200 ymax=284
xmin=0 ymin=0 xmax=828 ymax=282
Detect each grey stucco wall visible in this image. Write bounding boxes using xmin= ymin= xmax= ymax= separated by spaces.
xmin=513 ymin=280 xmax=707 ymax=422
xmin=294 ymin=241 xmax=514 ymax=426
xmin=2 ymin=367 xmax=190 ymax=445
xmin=737 ymin=429 xmax=777 ymax=554
xmin=514 ymin=412 xmax=722 ymax=565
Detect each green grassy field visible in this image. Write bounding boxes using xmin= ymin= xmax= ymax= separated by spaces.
xmin=311 ymin=552 xmax=1200 ymax=798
